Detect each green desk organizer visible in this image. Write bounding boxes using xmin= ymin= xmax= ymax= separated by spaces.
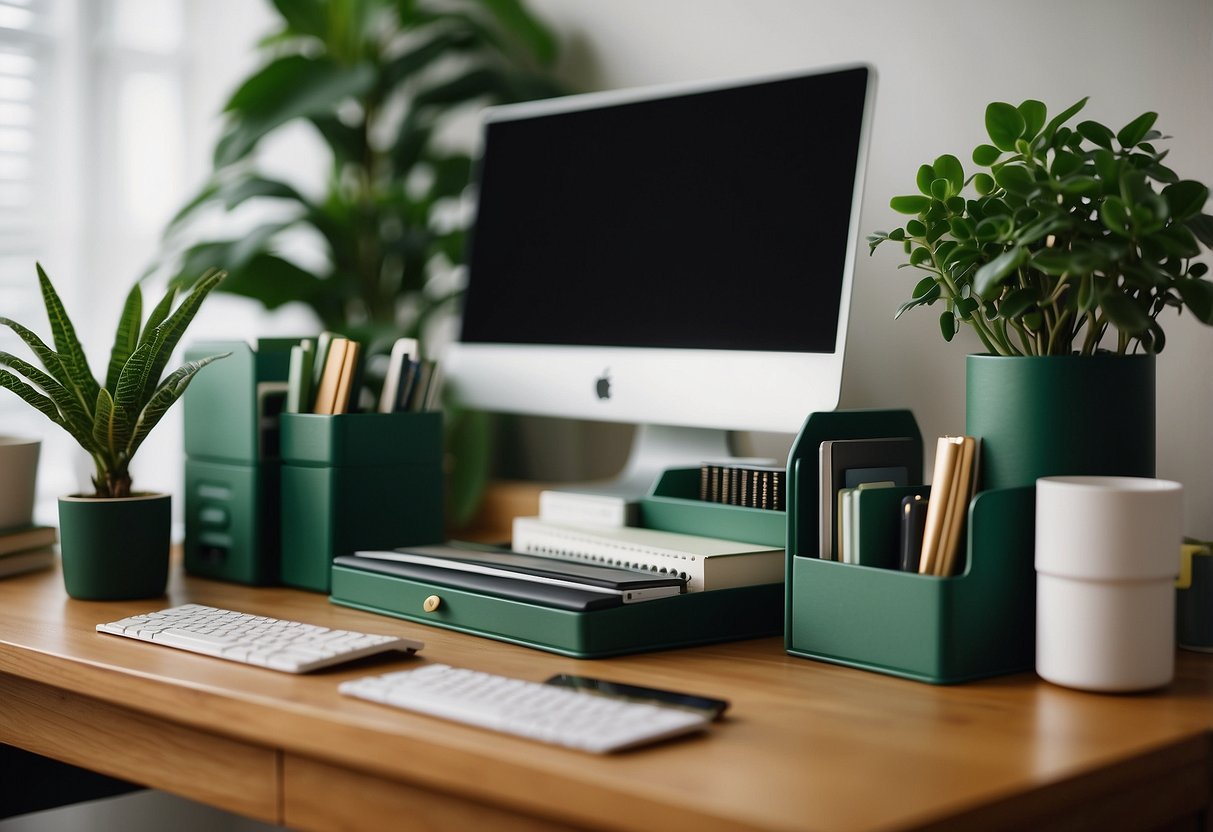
xmin=330 ymin=563 xmax=784 ymax=658
xmin=279 ymin=412 xmax=445 ymax=592
xmin=641 ymin=467 xmax=785 ymax=547
xmin=183 ymin=339 xmax=298 ymax=585
xmin=783 ymin=409 xmax=1037 ymax=684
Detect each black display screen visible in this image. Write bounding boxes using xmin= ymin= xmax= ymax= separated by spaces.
xmin=460 ymin=66 xmax=870 ymax=354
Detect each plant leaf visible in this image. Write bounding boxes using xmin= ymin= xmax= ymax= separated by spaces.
xmin=1077 ymin=120 xmax=1115 ymax=150
xmin=138 ymin=269 xmax=226 ymax=404
xmin=1041 ymin=97 xmax=1089 ymax=144
xmin=1163 ymin=180 xmax=1209 ymax=222
xmin=1188 ymin=213 xmax=1213 ymax=248
xmin=932 ymin=154 xmax=964 ymax=194
xmin=0 ymin=351 xmax=93 ymax=442
xmin=91 ymin=387 xmax=129 ymax=465
xmin=0 ymin=368 xmax=70 ymax=433
xmin=35 ymin=263 xmax=100 ymax=406
xmin=1017 ymin=99 xmax=1047 ymax=140
xmin=939 ymin=310 xmax=956 ymax=341
xmin=269 ymin=0 xmax=327 ymax=38
xmin=1176 ymin=277 xmax=1213 ymax=324
xmin=1117 ymin=111 xmax=1158 ymax=149
xmin=972 ymin=144 xmax=1001 ymax=167
xmin=974 ymin=246 xmax=1027 ymax=299
xmin=916 ymin=164 xmax=935 ymax=197
xmin=477 ymin=0 xmax=559 ymax=64
xmin=105 ymin=282 xmax=142 ymax=393
xmin=890 ymin=195 xmax=930 ymax=214
xmin=216 ymin=56 xmax=376 ymax=167
xmin=126 ymin=353 xmax=229 ymax=459
xmin=986 ymin=102 xmax=1025 ymax=152
xmin=1100 ymin=291 xmax=1151 ymax=334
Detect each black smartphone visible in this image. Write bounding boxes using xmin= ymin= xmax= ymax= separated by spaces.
xmin=544 ymin=674 xmax=729 ymax=719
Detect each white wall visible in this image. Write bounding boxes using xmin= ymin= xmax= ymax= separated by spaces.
xmin=525 ymin=0 xmax=1213 ymax=538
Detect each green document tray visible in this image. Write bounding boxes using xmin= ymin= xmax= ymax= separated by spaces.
xmin=640 ymin=467 xmax=786 ymax=547
xmin=783 ymin=409 xmax=1036 ymax=684
xmin=330 ymin=563 xmax=784 ymax=658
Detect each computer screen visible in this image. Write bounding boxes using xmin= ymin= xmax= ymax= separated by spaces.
xmin=446 ymin=65 xmax=875 ymax=486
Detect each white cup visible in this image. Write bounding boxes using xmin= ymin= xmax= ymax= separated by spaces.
xmin=1035 ymin=475 xmax=1183 ymax=692
xmin=0 ymin=436 xmax=41 ymax=531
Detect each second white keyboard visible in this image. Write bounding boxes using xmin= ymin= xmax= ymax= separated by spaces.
xmin=339 ymin=664 xmax=711 ymax=753
xmin=97 ymin=604 xmax=424 ymax=673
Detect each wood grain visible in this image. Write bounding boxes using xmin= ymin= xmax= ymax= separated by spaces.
xmin=3 ymin=542 xmax=1213 ymax=830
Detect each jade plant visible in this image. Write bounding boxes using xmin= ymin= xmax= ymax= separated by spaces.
xmin=0 ymin=265 xmax=227 ymax=498
xmin=868 ymin=97 xmax=1213 ymax=355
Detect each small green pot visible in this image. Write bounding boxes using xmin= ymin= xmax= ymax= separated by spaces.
xmin=58 ymin=492 xmax=171 ymax=600
xmin=966 ymin=353 xmax=1155 ymax=492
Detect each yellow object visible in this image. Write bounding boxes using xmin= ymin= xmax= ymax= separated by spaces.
xmin=422 ymin=594 xmax=441 ymax=613
xmin=1177 ymin=544 xmax=1212 ymax=590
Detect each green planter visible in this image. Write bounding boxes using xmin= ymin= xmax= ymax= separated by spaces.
xmin=58 ymin=493 xmax=171 ymax=600
xmin=966 ymin=354 xmax=1155 ymax=492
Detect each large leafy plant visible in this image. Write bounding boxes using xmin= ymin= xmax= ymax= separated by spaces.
xmin=869 ymin=97 xmax=1213 ymax=355
xmin=161 ymin=0 xmax=565 ymax=345
xmin=0 ymin=265 xmax=227 ymax=498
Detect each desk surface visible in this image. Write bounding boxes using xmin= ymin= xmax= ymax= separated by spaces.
xmin=2 ymin=559 xmax=1213 ymax=831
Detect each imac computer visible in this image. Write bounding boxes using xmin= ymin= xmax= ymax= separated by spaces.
xmin=445 ymin=64 xmax=876 ymax=494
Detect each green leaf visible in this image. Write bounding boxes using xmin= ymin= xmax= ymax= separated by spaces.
xmin=126 ymin=353 xmax=229 ymax=459
xmin=948 ymin=218 xmax=972 ymax=240
xmin=912 ymin=276 xmax=941 ymax=300
xmin=213 ymin=253 xmax=331 ymax=310
xmin=1050 ymin=150 xmax=1083 ymax=178
xmin=1060 ymin=176 xmax=1101 ymax=197
xmin=1187 ymin=213 xmax=1213 ymax=248
xmin=0 ymin=369 xmax=69 ymax=433
xmin=1163 ymin=180 xmax=1209 ymax=222
xmin=1176 ymin=278 xmax=1213 ymax=324
xmin=986 ymin=102 xmax=1025 ymax=152
xmin=939 ymin=310 xmax=956 ymax=341
xmin=909 ymin=246 xmax=932 ymax=267
xmin=216 ymin=56 xmax=376 ymax=167
xmin=1077 ymin=120 xmax=1115 ymax=150
xmin=998 ymin=287 xmax=1039 ymax=319
xmin=974 ymin=215 xmax=1014 ymax=242
xmin=0 ymin=351 xmax=92 ymax=442
xmin=1041 ymin=97 xmax=1088 ymax=143
xmin=972 ymin=144 xmax=1001 ymax=166
xmin=35 ymin=263 xmax=99 ymax=407
xmin=140 ymin=285 xmax=178 ymax=346
xmin=930 ymin=179 xmax=950 ymax=201
xmin=478 ymin=0 xmax=559 ymax=64
xmin=890 ymin=195 xmax=930 ymax=214
xmin=1077 ymin=273 xmax=1095 ymax=314
xmin=91 ymin=387 xmax=129 ymax=463
xmin=269 ymin=0 xmax=327 ymax=38
xmin=1017 ymin=100 xmax=1047 ymax=140
xmin=1117 ymin=111 xmax=1158 ymax=149
xmin=1100 ymin=196 xmax=1133 ymax=237
xmin=1100 ymin=291 xmax=1151 ymax=334
xmin=105 ymin=282 xmax=142 ymax=394
xmin=933 ymin=154 xmax=964 ymax=194
xmin=974 ymin=246 xmax=1027 ymax=299
xmin=972 ymin=173 xmax=995 ymax=196
xmin=905 ymin=219 xmax=927 ymax=237
xmin=993 ymin=164 xmax=1034 ymax=196
xmin=1151 ymin=224 xmax=1201 ymax=259
xmin=916 ymin=164 xmax=935 ymax=197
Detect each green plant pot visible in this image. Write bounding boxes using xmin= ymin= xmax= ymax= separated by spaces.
xmin=58 ymin=493 xmax=171 ymax=600
xmin=965 ymin=353 xmax=1155 ymax=492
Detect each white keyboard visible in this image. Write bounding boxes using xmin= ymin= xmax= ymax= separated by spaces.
xmin=339 ymin=664 xmax=711 ymax=753
xmin=96 ymin=604 xmax=424 ymax=673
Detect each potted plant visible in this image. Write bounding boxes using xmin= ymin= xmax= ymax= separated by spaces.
xmin=869 ymin=97 xmax=1213 ymax=489
xmin=0 ymin=264 xmax=227 ymax=599
xmin=158 ymin=0 xmax=567 ymax=526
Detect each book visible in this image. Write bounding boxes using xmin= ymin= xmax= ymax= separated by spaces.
xmin=510 ymin=517 xmax=784 ymax=592
xmin=285 ymin=339 xmax=315 ymax=414
xmin=538 ymin=490 xmax=639 ymax=528
xmin=936 ymin=436 xmax=980 ymax=577
xmin=818 ymin=437 xmax=917 ymax=560
xmin=332 ymin=339 xmax=362 ymax=414
xmin=378 ymin=337 xmax=418 ymax=414
xmin=311 ymin=337 xmax=350 ymax=414
xmin=698 ymin=458 xmax=784 ymax=510
xmin=333 ymin=554 xmax=625 ymax=612
xmin=918 ymin=437 xmax=962 ymax=575
xmin=0 ymin=546 xmax=55 ymax=578
xmin=0 ymin=525 xmax=57 ymax=557
xmin=357 ymin=544 xmax=684 ymax=601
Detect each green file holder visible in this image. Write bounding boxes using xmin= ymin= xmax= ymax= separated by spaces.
xmin=279 ymin=412 xmax=445 ymax=592
xmin=640 ymin=467 xmax=786 ymax=547
xmin=330 ymin=564 xmax=784 ymax=658
xmin=183 ymin=339 xmax=298 ymax=585
xmin=783 ymin=409 xmax=1037 ymax=683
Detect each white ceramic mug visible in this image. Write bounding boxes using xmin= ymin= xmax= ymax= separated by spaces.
xmin=0 ymin=436 xmax=41 ymax=531
xmin=1035 ymin=475 xmax=1183 ymax=692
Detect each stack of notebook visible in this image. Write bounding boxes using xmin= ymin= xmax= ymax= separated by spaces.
xmin=0 ymin=525 xmax=56 ymax=579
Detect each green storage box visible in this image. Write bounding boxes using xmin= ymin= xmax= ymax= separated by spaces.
xmin=183 ymin=339 xmax=298 ymax=585
xmin=783 ymin=409 xmax=1037 ymax=684
xmin=641 ymin=467 xmax=785 ymax=547
xmin=330 ymin=560 xmax=784 ymax=658
xmin=279 ymin=412 xmax=445 ymax=592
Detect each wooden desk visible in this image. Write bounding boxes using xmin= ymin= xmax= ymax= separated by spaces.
xmin=2 ymin=561 xmax=1212 ymax=831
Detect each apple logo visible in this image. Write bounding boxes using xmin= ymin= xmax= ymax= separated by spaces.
xmin=595 ymin=369 xmax=611 ymax=400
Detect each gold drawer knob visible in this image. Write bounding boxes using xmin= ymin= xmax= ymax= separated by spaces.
xmin=422 ymin=595 xmax=441 ymax=613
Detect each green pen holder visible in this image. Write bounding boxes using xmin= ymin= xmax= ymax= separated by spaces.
xmin=278 ymin=412 xmax=445 ymax=592
xmin=783 ymin=409 xmax=1036 ymax=684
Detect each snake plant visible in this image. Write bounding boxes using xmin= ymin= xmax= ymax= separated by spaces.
xmin=0 ymin=264 xmax=227 ymax=497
